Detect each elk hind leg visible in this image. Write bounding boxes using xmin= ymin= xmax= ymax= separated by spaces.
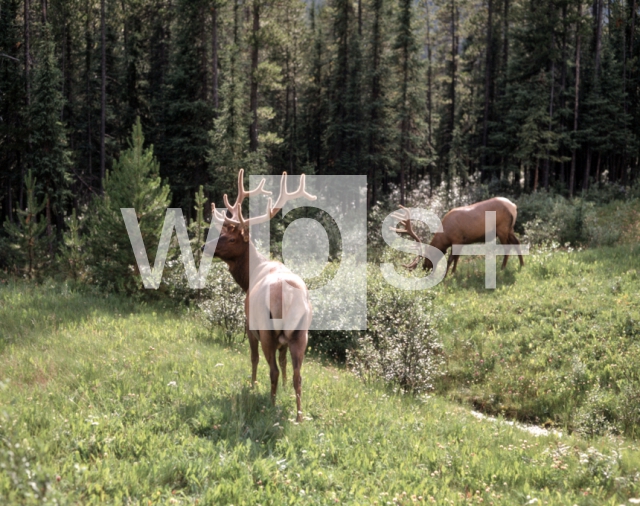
xmin=289 ymin=330 xmax=308 ymax=422
xmin=260 ymin=334 xmax=279 ymax=404
xmin=248 ymin=328 xmax=260 ymax=386
xmin=498 ymin=232 xmax=510 ymax=269
xmin=278 ymin=346 xmax=288 ymax=386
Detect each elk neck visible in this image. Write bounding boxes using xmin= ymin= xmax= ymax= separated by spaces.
xmin=226 ymin=240 xmax=268 ymax=293
xmin=430 ymin=233 xmax=451 ymax=254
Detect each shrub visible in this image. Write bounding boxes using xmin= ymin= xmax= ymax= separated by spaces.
xmin=193 ymin=263 xmax=245 ymax=345
xmin=348 ymin=277 xmax=444 ymax=394
xmin=573 ymin=386 xmax=619 ymax=437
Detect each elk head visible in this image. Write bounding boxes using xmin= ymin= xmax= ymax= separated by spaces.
xmin=205 ymin=169 xmax=317 ymax=264
xmin=390 ymin=206 xmax=434 ymax=271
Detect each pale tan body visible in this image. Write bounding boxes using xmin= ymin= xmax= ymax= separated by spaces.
xmin=205 ymin=170 xmax=315 ymax=422
xmin=245 ymin=254 xmax=312 ymax=421
xmin=396 ymin=197 xmax=524 ymax=276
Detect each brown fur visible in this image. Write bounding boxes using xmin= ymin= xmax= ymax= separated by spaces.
xmin=207 ymin=223 xmax=311 ymax=422
xmin=417 ymin=197 xmax=524 ymax=275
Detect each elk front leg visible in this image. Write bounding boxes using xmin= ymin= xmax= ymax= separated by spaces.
xmin=509 ymin=232 xmax=525 ymax=267
xmin=446 ymin=251 xmax=459 ymax=275
xmin=248 ymin=328 xmax=260 ymax=386
xmin=289 ymin=331 xmax=308 ymax=422
xmin=278 ymin=346 xmax=288 ymax=386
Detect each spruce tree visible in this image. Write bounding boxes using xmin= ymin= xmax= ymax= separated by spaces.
xmin=160 ymin=0 xmax=213 ymax=210
xmin=394 ymin=0 xmax=425 ymax=203
xmin=58 ymin=208 xmax=88 ymax=281
xmin=189 ymin=185 xmax=208 ymax=264
xmin=0 ymin=0 xmax=25 ymax=224
xmin=88 ymin=117 xmax=171 ymax=293
xmin=3 ymin=171 xmax=47 ymax=278
xmin=28 ymin=24 xmax=71 ymax=247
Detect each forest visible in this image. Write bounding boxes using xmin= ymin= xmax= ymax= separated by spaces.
xmin=0 ymin=0 xmax=639 ymax=265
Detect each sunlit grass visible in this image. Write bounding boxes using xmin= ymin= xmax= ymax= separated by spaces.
xmin=2 ymin=280 xmax=640 ymax=504
xmin=416 ymin=242 xmax=640 ymax=437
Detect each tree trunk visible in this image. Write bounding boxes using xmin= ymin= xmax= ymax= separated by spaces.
xmin=249 ymin=0 xmax=260 ymax=151
xmin=481 ymin=0 xmax=493 ymax=181
xmin=212 ymin=3 xmax=219 ymax=110
xmin=594 ymin=0 xmax=603 ymax=81
xmin=400 ymin=27 xmax=409 ymax=205
xmin=544 ymin=60 xmax=554 ymax=191
xmin=22 ymin=0 xmax=31 ymax=209
xmin=631 ymin=0 xmax=637 ymax=65
xmin=569 ymin=4 xmax=581 ymax=198
xmin=450 ymin=0 xmax=457 ymax=151
xmin=583 ymin=147 xmax=591 ymax=190
xmin=502 ymin=0 xmax=509 ymax=83
xmin=100 ymin=0 xmax=106 ymax=189
xmin=367 ymin=0 xmax=382 ymax=209
xmin=46 ymin=197 xmax=53 ymax=257
xmin=425 ymin=0 xmax=433 ymax=150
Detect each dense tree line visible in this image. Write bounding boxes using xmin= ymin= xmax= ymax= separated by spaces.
xmin=1 ymin=0 xmax=639 ymax=236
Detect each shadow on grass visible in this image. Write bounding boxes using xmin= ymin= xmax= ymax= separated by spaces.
xmin=0 ymin=280 xmax=163 ymax=350
xmin=178 ymin=384 xmax=294 ymax=450
xmin=437 ymin=258 xmax=520 ymax=293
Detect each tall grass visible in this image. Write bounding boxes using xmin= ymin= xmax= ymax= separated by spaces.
xmin=2 ymin=281 xmax=640 ymax=504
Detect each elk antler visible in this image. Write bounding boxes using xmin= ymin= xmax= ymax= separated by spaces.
xmin=222 ymin=168 xmax=273 ymax=220
xmin=213 ymin=170 xmax=317 ymax=229
xmin=390 ymin=205 xmax=423 ymax=270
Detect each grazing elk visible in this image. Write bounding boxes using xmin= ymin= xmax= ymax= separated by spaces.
xmin=391 ymin=197 xmax=524 ymax=277
xmin=204 ymin=169 xmax=316 ymax=422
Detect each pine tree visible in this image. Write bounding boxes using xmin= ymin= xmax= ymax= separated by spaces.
xmin=88 ymin=117 xmax=171 ymax=293
xmin=303 ymin=2 xmax=328 ymax=174
xmin=28 ymin=24 xmax=71 ymax=248
xmin=327 ymin=0 xmax=352 ymax=174
xmin=0 ymin=0 xmax=25 ymax=224
xmin=366 ymin=0 xmax=394 ymax=206
xmin=161 ymin=0 xmax=214 ymax=210
xmin=3 ymin=171 xmax=47 ymax=278
xmin=394 ymin=0 xmax=425 ymax=203
xmin=189 ymin=185 xmax=208 ymax=264
xmin=58 ymin=208 xmax=88 ymax=281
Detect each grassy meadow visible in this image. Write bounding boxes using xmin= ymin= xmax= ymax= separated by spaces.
xmin=431 ymin=242 xmax=640 ymax=437
xmin=1 ymin=255 xmax=640 ymax=505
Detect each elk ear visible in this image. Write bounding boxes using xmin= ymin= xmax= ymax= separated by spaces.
xmin=241 ymin=225 xmax=250 ymax=242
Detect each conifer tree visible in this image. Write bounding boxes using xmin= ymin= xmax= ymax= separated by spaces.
xmin=88 ymin=117 xmax=171 ymax=293
xmin=58 ymin=208 xmax=88 ymax=281
xmin=394 ymin=0 xmax=425 ymax=203
xmin=0 ymin=0 xmax=25 ymax=223
xmin=28 ymin=24 xmax=71 ymax=246
xmin=3 ymin=171 xmax=47 ymax=278
xmin=161 ymin=0 xmax=214 ymax=209
xmin=189 ymin=185 xmax=208 ymax=264
xmin=303 ymin=2 xmax=328 ymax=174
xmin=366 ymin=0 xmax=394 ymax=206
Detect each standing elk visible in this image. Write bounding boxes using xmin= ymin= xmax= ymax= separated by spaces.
xmin=392 ymin=197 xmax=524 ymax=277
xmin=204 ymin=169 xmax=316 ymax=422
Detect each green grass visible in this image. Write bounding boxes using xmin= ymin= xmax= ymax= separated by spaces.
xmin=2 ymin=281 xmax=640 ymax=504
xmin=426 ymin=243 xmax=640 ymax=437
